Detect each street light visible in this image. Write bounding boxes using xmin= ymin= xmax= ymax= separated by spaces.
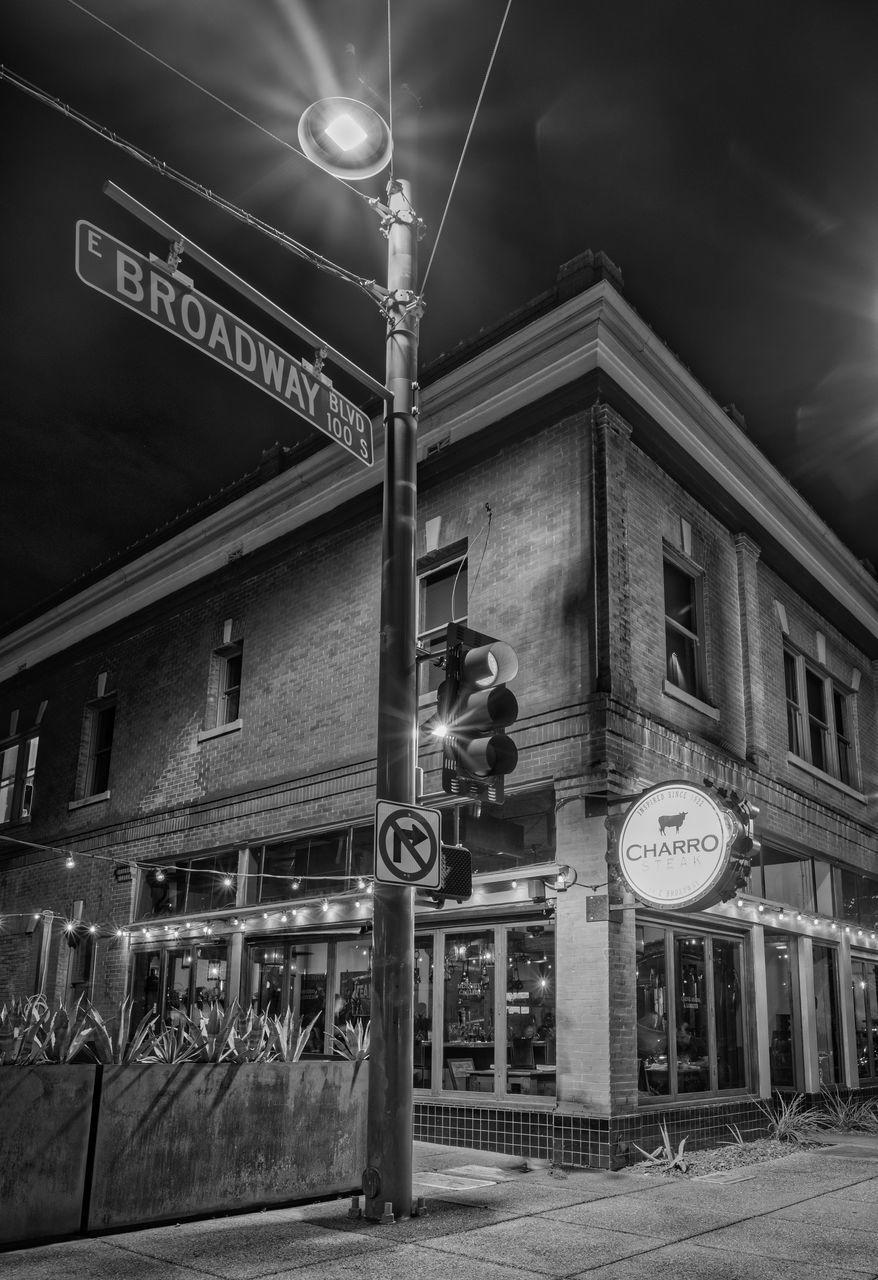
xmin=298 ymin=97 xmax=393 ymax=180
xmin=299 ymin=92 xmax=419 ymax=1222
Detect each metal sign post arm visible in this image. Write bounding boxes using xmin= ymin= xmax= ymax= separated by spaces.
xmin=103 ymin=181 xmax=392 ymax=404
xmin=366 ymin=176 xmax=419 ymax=1222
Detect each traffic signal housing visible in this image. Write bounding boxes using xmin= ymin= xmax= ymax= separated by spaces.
xmin=437 ymin=622 xmax=519 ymax=802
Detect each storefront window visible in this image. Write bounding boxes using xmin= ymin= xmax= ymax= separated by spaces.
xmin=506 ymin=924 xmax=555 ymax=1097
xmin=249 ymin=942 xmax=290 ymax=1016
xmin=713 ymin=937 xmax=745 ymax=1089
xmin=296 ymin=941 xmax=328 ymax=1052
xmin=852 ymin=959 xmax=878 ymax=1080
xmin=813 ymin=944 xmax=841 ymax=1086
xmin=186 ymin=855 xmax=239 ymax=914
xmin=753 ymin=847 xmax=815 ymax=911
xmin=636 ymin=926 xmax=669 ymax=1097
xmin=129 ymin=942 xmax=228 ymax=1030
xmin=674 ymin=935 xmax=709 ymax=1093
xmin=637 ymin=924 xmax=748 ymax=1101
xmin=443 ymin=929 xmax=495 ymax=1091
xmin=255 ymin=833 xmax=347 ymax=903
xmin=765 ymin=933 xmax=797 ymax=1088
xmin=840 ymin=868 xmax=878 ymax=928
xmin=414 ymin=936 xmax=433 ymax=1088
xmin=129 ymin=949 xmax=162 ymax=1029
xmin=459 ymin=788 xmax=555 ymax=876
xmin=335 ymin=939 xmax=371 ymax=1023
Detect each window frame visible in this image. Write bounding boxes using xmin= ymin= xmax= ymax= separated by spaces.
xmin=217 ymin=642 xmax=243 ymax=728
xmin=0 ymin=731 xmax=39 ymax=824
xmin=417 ymin=548 xmax=468 ymax=701
xmin=662 ymin=546 xmax=708 ymax=703
xmin=783 ymin=644 xmax=857 ymax=787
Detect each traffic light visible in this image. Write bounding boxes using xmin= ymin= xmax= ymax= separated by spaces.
xmin=437 ymin=622 xmax=519 ymax=802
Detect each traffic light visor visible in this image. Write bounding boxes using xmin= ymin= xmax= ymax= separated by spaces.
xmin=461 ymin=641 xmax=518 ymax=688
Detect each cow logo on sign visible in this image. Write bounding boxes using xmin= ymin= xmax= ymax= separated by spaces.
xmin=615 ymin=781 xmax=740 ymax=911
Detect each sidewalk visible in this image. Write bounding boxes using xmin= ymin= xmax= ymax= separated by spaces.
xmin=3 ymin=1136 xmax=877 ymax=1279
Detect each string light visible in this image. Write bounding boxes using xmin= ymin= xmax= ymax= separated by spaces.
xmin=65 ymin=854 xmax=75 ymax=870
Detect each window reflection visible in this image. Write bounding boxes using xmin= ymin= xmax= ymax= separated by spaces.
xmin=637 ymin=925 xmax=747 ymax=1099
xmin=852 ymin=959 xmax=878 ymax=1081
xmin=675 ymin=935 xmax=709 ymax=1093
xmin=414 ymin=936 xmax=433 ymax=1088
xmin=813 ymin=944 xmax=841 ymax=1086
xmin=443 ymin=930 xmax=495 ymax=1091
xmin=506 ymin=925 xmax=555 ymax=1097
xmin=765 ymin=934 xmax=796 ymax=1088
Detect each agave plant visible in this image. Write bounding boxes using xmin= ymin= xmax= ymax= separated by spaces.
xmin=135 ymin=1016 xmax=204 ymax=1064
xmin=188 ymin=998 xmax=248 ymax=1063
xmin=80 ymin=996 xmax=159 ymax=1066
xmin=633 ymin=1121 xmax=690 ymax=1174
xmin=230 ymin=1007 xmax=273 ymax=1063
xmin=0 ymin=995 xmax=51 ymax=1065
xmin=332 ymin=1018 xmax=371 ymax=1061
xmin=266 ymin=1007 xmax=323 ymax=1062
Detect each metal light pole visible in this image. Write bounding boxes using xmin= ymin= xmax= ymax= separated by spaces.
xmin=366 ymin=175 xmax=420 ymax=1222
xmin=297 ymin=91 xmax=421 ymax=1222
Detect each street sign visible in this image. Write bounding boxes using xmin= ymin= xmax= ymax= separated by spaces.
xmin=75 ymin=220 xmax=374 ymax=467
xmin=374 ymin=800 xmax=441 ymax=888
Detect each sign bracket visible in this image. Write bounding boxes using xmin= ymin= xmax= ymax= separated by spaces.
xmin=103 ymin=181 xmax=393 ymax=406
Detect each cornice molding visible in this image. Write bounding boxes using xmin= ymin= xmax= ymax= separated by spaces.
xmin=3 ymin=279 xmax=877 ymax=682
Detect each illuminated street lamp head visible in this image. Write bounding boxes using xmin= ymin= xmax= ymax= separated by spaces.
xmin=298 ymin=96 xmax=392 ymax=180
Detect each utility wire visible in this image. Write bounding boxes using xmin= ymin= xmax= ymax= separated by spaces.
xmin=420 ymin=0 xmax=513 ymax=294
xmin=386 ymin=0 xmax=394 ymax=183
xmin=61 ymin=0 xmax=378 ymax=211
xmin=0 ymin=68 xmax=384 ymax=307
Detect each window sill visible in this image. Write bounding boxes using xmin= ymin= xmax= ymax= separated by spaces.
xmin=786 ymin=753 xmax=865 ymax=802
xmin=197 ymin=718 xmax=243 ymax=744
xmin=69 ymin=790 xmax=110 ymax=812
xmin=662 ymin=680 xmax=720 ymax=721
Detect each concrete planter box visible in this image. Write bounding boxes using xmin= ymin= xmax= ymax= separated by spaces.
xmin=0 ymin=1064 xmax=99 ymax=1245
xmin=0 ymin=1059 xmax=367 ymax=1244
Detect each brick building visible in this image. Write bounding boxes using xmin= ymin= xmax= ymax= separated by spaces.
xmin=2 ymin=252 xmax=878 ymax=1167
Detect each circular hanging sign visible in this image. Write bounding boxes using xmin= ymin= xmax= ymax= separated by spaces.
xmin=616 ymin=781 xmax=743 ymax=910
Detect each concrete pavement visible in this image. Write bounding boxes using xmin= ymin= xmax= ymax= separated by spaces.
xmin=2 ymin=1136 xmax=877 ymax=1278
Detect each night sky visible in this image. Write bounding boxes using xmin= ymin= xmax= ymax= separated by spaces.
xmin=4 ymin=1 xmax=878 ymax=634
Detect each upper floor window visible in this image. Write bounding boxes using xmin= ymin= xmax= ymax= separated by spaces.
xmin=218 ymin=644 xmax=243 ymax=726
xmin=199 ymin=625 xmax=244 ymax=741
xmin=0 ymin=733 xmax=39 ymax=823
xmin=784 ymin=646 xmax=855 ymax=785
xmin=87 ymin=701 xmax=116 ymax=796
xmin=418 ymin=551 xmax=467 ymax=697
xmin=663 ymin=552 xmax=706 ymax=700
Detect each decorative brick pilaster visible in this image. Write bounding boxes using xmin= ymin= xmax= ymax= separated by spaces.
xmin=734 ymin=533 xmax=771 ymax=770
xmin=592 ymin=405 xmax=637 ymax=704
